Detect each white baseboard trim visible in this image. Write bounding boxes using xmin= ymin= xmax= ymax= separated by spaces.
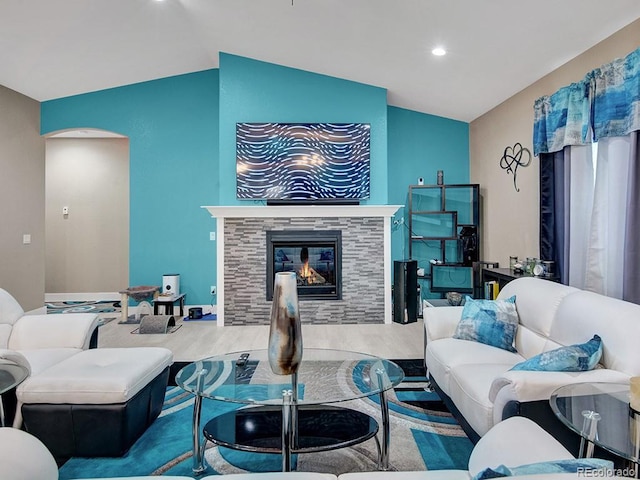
xmin=45 ymin=292 xmax=120 ymax=302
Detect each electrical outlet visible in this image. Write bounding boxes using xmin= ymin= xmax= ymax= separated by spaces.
xmin=210 ymin=285 xmax=217 ymax=296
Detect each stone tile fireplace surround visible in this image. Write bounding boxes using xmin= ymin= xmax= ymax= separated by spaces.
xmin=203 ymin=206 xmax=401 ymax=326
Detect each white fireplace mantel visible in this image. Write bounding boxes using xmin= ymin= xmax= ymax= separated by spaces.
xmin=202 ymin=205 xmax=402 ymax=219
xmin=202 ymin=204 xmax=403 ymax=326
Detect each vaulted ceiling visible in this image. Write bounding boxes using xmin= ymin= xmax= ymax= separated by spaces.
xmin=2 ymin=1 xmax=640 ymax=122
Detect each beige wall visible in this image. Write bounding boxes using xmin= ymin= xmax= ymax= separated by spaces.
xmin=45 ymin=138 xmax=129 ymax=294
xmin=0 ymin=85 xmax=45 ymax=311
xmin=470 ymin=19 xmax=640 ymax=269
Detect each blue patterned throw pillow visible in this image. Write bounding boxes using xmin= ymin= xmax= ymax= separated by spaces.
xmin=453 ymin=296 xmax=519 ymax=352
xmin=510 ymin=334 xmax=602 ymax=372
xmin=471 ymin=458 xmax=614 ymax=479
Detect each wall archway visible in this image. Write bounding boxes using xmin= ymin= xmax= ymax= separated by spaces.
xmin=45 ymin=128 xmax=129 ymax=299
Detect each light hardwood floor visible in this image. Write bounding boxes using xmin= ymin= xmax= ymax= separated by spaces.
xmin=97 ymin=317 xmax=426 ymax=362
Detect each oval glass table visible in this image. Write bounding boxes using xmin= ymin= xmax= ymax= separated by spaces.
xmin=550 ymin=382 xmax=639 ymax=465
xmin=175 ymin=348 xmax=404 ymax=474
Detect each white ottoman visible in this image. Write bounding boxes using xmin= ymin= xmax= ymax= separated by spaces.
xmin=18 ymin=347 xmax=173 ymax=459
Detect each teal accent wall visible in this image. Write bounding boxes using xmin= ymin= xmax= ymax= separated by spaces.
xmin=41 ymin=70 xmax=220 ymax=305
xmin=39 ymin=57 xmax=470 ymax=306
xmin=219 ymin=53 xmax=389 ymax=205
xmin=387 ymin=106 xmax=469 ymax=272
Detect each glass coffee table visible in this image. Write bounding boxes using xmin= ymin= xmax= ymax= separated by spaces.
xmin=550 ymin=382 xmax=639 ymax=464
xmin=175 ymin=348 xmax=404 ymax=474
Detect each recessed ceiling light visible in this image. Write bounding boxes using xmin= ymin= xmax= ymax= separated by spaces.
xmin=432 ymin=47 xmax=447 ymax=57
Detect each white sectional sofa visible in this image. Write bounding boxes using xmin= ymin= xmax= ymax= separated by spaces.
xmin=0 ymin=288 xmax=100 ymax=426
xmin=0 ymin=288 xmax=100 ymax=376
xmin=0 ymin=289 xmax=173 ymax=459
xmin=424 ymin=277 xmax=640 ymax=442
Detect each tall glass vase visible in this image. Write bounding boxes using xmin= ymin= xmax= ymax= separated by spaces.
xmin=268 ymin=272 xmax=303 ymax=375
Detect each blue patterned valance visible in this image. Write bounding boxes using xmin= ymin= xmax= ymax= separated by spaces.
xmin=534 ymin=46 xmax=640 ymax=155
xmin=533 ymin=81 xmax=590 ymax=155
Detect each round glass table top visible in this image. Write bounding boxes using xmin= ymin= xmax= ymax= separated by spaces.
xmin=175 ymin=348 xmax=404 ymax=406
xmin=550 ymin=382 xmax=638 ymax=463
xmin=0 ymin=362 xmax=29 ymax=394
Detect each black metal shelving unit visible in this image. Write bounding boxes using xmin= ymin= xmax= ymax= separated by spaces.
xmin=408 ymin=184 xmax=480 ymax=297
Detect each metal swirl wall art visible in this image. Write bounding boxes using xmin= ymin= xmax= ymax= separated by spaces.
xmin=500 ymin=142 xmax=532 ymax=192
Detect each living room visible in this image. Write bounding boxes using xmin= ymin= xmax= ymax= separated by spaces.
xmin=2 ymin=2 xmax=640 ymax=479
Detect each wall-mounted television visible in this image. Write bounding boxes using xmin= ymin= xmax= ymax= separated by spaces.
xmin=236 ymin=123 xmax=370 ymax=203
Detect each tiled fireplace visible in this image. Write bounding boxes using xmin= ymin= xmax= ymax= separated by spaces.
xmin=202 ymin=205 xmax=401 ymax=326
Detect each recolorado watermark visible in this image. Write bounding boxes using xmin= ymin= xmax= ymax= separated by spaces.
xmin=577 ymin=466 xmax=638 ymax=477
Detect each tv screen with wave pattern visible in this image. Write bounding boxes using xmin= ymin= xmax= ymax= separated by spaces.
xmin=236 ymin=123 xmax=370 ymax=202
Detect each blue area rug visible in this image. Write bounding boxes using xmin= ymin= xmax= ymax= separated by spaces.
xmin=58 ymin=363 xmax=473 ymax=478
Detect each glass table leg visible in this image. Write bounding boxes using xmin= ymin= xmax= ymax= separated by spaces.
xmin=282 ymin=389 xmax=293 ymax=472
xmin=291 ymin=372 xmax=299 ymax=449
xmin=191 ymin=368 xmax=208 ymax=474
xmin=579 ymin=410 xmax=601 ymax=458
xmin=191 ymin=393 xmax=206 ymax=474
xmin=376 ymin=368 xmax=391 ymax=470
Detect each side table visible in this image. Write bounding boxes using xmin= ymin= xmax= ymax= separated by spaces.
xmin=550 ymin=382 xmax=639 ymax=470
xmin=0 ymin=362 xmax=29 ymax=426
xmin=154 ymin=293 xmax=186 ymax=316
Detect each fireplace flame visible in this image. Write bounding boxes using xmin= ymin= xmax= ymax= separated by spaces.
xmin=300 ymin=262 xmax=311 ymax=280
xmin=298 ymin=260 xmax=326 ymax=285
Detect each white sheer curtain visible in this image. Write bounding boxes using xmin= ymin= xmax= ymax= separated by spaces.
xmin=568 ymin=137 xmax=632 ymax=298
xmin=567 ymin=145 xmax=594 ymax=290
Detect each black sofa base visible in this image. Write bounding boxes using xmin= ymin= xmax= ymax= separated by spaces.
xmin=428 ymin=374 xmax=481 ymax=444
xmin=22 ymin=366 xmax=169 ymax=461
